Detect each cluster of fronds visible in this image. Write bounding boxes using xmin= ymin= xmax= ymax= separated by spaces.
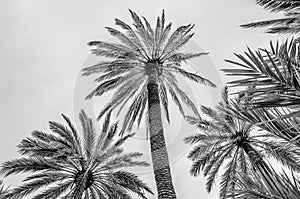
xmin=223 ymin=39 xmax=300 ymax=117
xmin=230 ymin=168 xmax=300 ymax=199
xmin=184 ymin=87 xmax=300 ymax=199
xmin=218 ymin=1 xmax=300 ymax=198
xmin=0 ymin=110 xmax=153 ymax=199
xmin=241 ymin=0 xmax=300 ymax=35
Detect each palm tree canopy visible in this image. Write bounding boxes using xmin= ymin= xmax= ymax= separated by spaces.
xmin=184 ymin=87 xmax=299 ymax=199
xmin=0 ymin=110 xmax=153 ymax=199
xmin=82 ymin=9 xmax=216 ymax=135
xmin=241 ymin=0 xmax=300 ymax=35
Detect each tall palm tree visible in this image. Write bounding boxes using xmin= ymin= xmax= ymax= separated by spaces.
xmin=184 ymin=87 xmax=299 ymax=198
xmin=0 ymin=110 xmax=153 ymax=199
xmin=241 ymin=0 xmax=300 ymax=35
xmin=82 ymin=9 xmax=216 ymax=198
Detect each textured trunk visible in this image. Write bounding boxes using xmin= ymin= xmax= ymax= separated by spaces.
xmin=147 ymin=65 xmax=177 ymax=199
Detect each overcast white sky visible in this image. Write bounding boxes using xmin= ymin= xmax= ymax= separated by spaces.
xmin=0 ymin=0 xmax=282 ymax=198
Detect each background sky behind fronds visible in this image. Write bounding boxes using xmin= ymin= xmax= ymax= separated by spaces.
xmin=0 ymin=0 xmax=281 ymax=198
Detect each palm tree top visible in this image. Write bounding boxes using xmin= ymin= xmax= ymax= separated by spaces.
xmin=87 ymin=9 xmax=205 ymax=65
xmin=82 ymin=9 xmax=216 ymax=135
xmin=0 ymin=110 xmax=153 ymax=199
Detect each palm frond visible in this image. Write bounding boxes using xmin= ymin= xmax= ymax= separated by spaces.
xmin=79 ymin=110 xmax=96 ymax=160
xmin=172 ymin=66 xmax=216 ymax=87
xmin=219 ymin=148 xmax=239 ymax=199
xmin=129 ymin=9 xmax=153 ymax=56
xmin=31 ymin=180 xmax=71 ymax=199
xmin=104 ymin=27 xmax=147 ymax=60
xmin=0 ymin=158 xmax=61 ymax=177
xmin=120 ymin=85 xmax=147 ymax=135
xmin=160 ymin=24 xmax=194 ymax=60
xmin=7 ymin=172 xmax=67 ymax=199
xmin=229 ymin=104 xmax=300 ymax=147
xmin=112 ymin=171 xmax=154 ymax=198
xmin=205 ymin=146 xmax=234 ymax=193
xmin=0 ymin=180 xmax=9 ymax=198
xmin=96 ymin=74 xmax=145 ymax=120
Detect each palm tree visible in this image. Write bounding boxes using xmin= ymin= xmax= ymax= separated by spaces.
xmin=227 ymin=102 xmax=300 ymax=199
xmin=184 ymin=87 xmax=299 ymax=198
xmin=241 ymin=0 xmax=300 ymax=35
xmin=82 ymin=9 xmax=216 ymax=198
xmin=0 ymin=110 xmax=153 ymax=199
xmin=222 ymin=39 xmax=300 ymax=118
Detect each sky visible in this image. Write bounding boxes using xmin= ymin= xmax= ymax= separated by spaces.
xmin=0 ymin=0 xmax=282 ymax=198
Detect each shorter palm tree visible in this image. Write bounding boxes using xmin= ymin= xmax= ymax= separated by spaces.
xmin=0 ymin=110 xmax=153 ymax=199
xmin=184 ymin=87 xmax=299 ymax=199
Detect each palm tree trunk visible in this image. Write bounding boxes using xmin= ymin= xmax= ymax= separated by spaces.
xmin=147 ymin=66 xmax=177 ymax=199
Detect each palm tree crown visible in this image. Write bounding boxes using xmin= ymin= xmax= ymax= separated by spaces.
xmin=82 ymin=9 xmax=216 ymax=134
xmin=0 ymin=110 xmax=153 ymax=199
xmin=184 ymin=87 xmax=299 ymax=198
